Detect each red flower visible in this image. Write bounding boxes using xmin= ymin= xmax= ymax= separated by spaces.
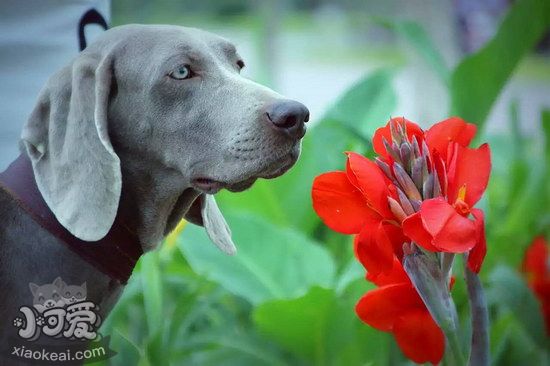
xmin=311 ymin=116 xmax=491 ymax=364
xmin=385 ymin=118 xmax=491 ymax=273
xmin=312 ymin=151 xmax=404 ymax=275
xmin=312 ymin=117 xmax=491 ymax=273
xmin=356 ymin=258 xmax=445 ymax=365
xmin=521 ymin=236 xmax=550 ymax=335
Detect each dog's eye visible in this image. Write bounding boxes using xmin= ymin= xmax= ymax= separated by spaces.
xmin=237 ymin=60 xmax=245 ymax=70
xmin=65 ymin=292 xmax=70 ymax=297
xmin=169 ymin=65 xmax=192 ymax=80
xmin=53 ymin=293 xmax=59 ymax=300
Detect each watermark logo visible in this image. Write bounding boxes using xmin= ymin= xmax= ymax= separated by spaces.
xmin=13 ymin=277 xmax=100 ymax=341
xmin=6 ymin=277 xmax=116 ymax=364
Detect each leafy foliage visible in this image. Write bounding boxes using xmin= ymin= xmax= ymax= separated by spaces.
xmin=100 ymin=1 xmax=550 ymax=365
xmin=450 ymin=0 xmax=550 ymax=127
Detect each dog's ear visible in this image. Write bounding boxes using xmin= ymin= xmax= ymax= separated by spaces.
xmin=185 ymin=194 xmax=236 ymax=255
xmin=29 ymin=283 xmax=39 ymax=296
xmin=53 ymin=277 xmax=65 ymax=289
xmin=21 ymin=50 xmax=120 ymax=241
xmin=80 ymin=282 xmax=87 ymax=291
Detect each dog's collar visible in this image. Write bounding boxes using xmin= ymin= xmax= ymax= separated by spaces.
xmin=0 ymin=154 xmax=143 ymax=284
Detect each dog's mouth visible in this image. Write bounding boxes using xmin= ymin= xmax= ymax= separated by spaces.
xmin=192 ymin=151 xmax=298 ymax=194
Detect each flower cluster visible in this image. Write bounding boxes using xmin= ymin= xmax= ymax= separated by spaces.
xmin=312 ymin=117 xmax=491 ymax=364
xmin=522 ymin=236 xmax=550 ymax=335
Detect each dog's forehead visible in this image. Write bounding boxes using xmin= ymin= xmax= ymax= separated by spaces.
xmin=105 ymin=24 xmax=237 ymax=58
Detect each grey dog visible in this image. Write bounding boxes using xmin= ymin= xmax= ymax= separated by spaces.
xmin=0 ymin=24 xmax=308 ymax=361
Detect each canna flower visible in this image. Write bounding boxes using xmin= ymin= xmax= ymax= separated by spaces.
xmin=521 ymin=236 xmax=550 ymax=335
xmin=356 ymin=256 xmax=446 ymax=365
xmin=312 ymin=116 xmax=491 ymax=364
xmin=312 ymin=117 xmax=491 ymax=273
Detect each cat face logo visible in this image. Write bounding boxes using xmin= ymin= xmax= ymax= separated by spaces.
xmin=61 ymin=282 xmax=87 ymax=305
xmin=29 ymin=277 xmax=65 ymax=313
xmin=14 ymin=277 xmax=99 ymax=341
xmin=29 ymin=277 xmax=87 ymax=312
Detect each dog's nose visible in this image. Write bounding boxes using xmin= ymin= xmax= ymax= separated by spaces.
xmin=265 ymin=100 xmax=310 ymax=139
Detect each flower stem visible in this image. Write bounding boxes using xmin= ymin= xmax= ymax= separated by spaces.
xmin=442 ymin=308 xmax=465 ymax=366
xmin=402 ymin=245 xmax=466 ymax=366
xmin=438 ymin=285 xmax=465 ymax=366
xmin=464 ymin=262 xmax=490 ymax=366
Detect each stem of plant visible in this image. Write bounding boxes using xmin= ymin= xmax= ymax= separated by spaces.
xmin=464 ymin=259 xmax=490 ymax=366
xmin=402 ymin=245 xmax=466 ymax=366
xmin=440 ymin=295 xmax=465 ymax=366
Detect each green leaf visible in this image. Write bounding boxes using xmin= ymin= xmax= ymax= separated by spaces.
xmin=543 ymin=109 xmax=550 ymax=165
xmin=253 ymin=286 xmax=392 ymax=366
xmin=450 ymin=0 xmax=550 ymax=126
xmin=324 ymin=68 xmax=397 ymax=139
xmin=334 ymin=259 xmax=365 ymax=295
xmin=378 ymin=20 xmax=449 ymax=85
xmin=140 ymin=252 xmax=164 ymax=334
xmin=172 ymin=330 xmax=288 ymax=366
xmin=178 ymin=212 xmax=336 ymax=304
xmin=490 ymin=313 xmax=550 ymax=366
xmin=107 ymin=329 xmax=144 ymax=366
xmin=486 ymin=266 xmax=548 ymax=349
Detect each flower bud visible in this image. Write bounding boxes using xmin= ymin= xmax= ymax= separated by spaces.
xmin=412 ymin=157 xmax=424 ymax=191
xmin=393 ymin=163 xmax=422 ymax=201
xmin=400 ymin=143 xmax=412 ymax=171
xmin=423 ymin=173 xmax=434 ymax=200
xmin=388 ymin=196 xmax=407 ymax=222
xmin=382 ymin=137 xmax=402 ymax=164
xmin=397 ymin=187 xmax=415 ymax=215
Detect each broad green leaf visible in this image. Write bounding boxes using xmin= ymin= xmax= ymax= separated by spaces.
xmin=253 ymin=286 xmax=392 ymax=366
xmin=171 ymin=330 xmax=289 ymax=366
xmin=450 ymin=0 xmax=550 ymax=126
xmin=178 ymin=212 xmax=336 ymax=304
xmin=486 ymin=266 xmax=548 ymax=348
xmin=324 ymin=68 xmax=397 ymax=139
xmin=334 ymin=259 xmax=365 ymax=295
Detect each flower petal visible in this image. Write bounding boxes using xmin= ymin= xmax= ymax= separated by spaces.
xmin=346 ymin=151 xmax=393 ymax=218
xmin=404 ymin=198 xmax=477 ymax=252
xmin=426 ymin=117 xmax=477 ymax=160
xmin=354 ymin=222 xmax=395 ymax=275
xmin=393 ymin=309 xmax=445 ymax=365
xmin=467 ymin=208 xmax=487 ymax=273
xmin=373 ymin=117 xmax=424 ymax=160
xmin=522 ymin=236 xmax=549 ymax=279
xmin=312 ymin=171 xmax=378 ymax=234
xmin=402 ymin=212 xmax=440 ymax=252
xmin=447 ymin=143 xmax=491 ymax=207
xmin=355 ymin=283 xmax=423 ymax=331
xmin=367 ymin=256 xmax=410 ymax=286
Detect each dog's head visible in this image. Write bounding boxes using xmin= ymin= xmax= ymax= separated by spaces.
xmin=21 ymin=25 xmax=309 ymax=253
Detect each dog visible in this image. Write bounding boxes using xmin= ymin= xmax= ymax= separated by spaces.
xmin=0 ymin=24 xmax=308 ymax=361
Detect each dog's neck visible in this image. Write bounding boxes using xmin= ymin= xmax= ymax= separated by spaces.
xmin=116 ymin=153 xmax=201 ymax=252
xmin=0 ymin=154 xmax=142 ymax=283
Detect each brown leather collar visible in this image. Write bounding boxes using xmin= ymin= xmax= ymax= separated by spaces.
xmin=0 ymin=154 xmax=142 ymax=283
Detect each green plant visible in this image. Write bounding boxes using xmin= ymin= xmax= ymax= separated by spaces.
xmin=98 ymin=0 xmax=550 ymax=364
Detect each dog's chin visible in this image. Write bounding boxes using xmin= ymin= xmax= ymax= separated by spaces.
xmin=192 ymin=147 xmax=300 ymax=194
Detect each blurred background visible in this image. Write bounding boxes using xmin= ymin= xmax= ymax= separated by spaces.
xmin=1 ymin=0 xmax=550 ymax=365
